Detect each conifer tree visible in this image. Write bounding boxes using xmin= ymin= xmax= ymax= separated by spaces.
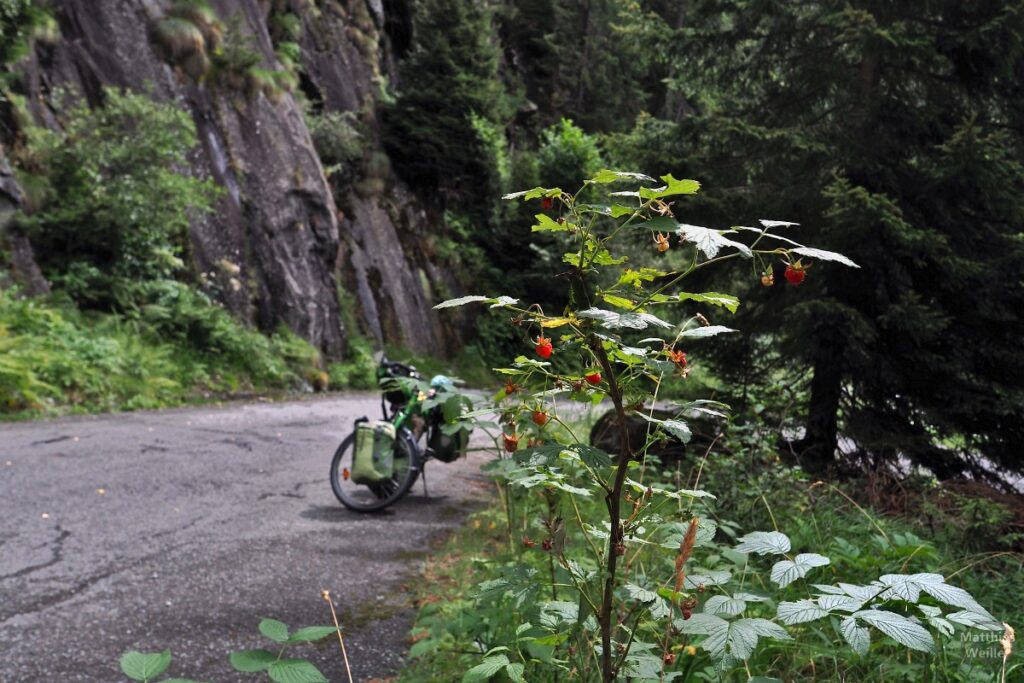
xmin=382 ymin=0 xmax=503 ymax=213
xmin=659 ymin=1 xmax=1024 ymax=478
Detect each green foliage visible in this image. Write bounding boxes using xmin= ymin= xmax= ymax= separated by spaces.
xmin=618 ymin=1 xmax=1024 ymax=477
xmin=381 ymin=0 xmax=505 ymax=213
xmin=149 ymin=3 xmax=295 ymax=98
xmin=0 ymin=285 xmax=322 ymax=417
xmin=149 ymin=0 xmax=223 ymax=79
xmin=0 ymin=0 xmax=55 ymax=80
xmin=18 ymin=88 xmax=218 ymax=309
xmin=207 ymin=15 xmax=295 ymax=100
xmin=119 ymin=649 xmax=204 ymax=683
xmin=328 ymin=333 xmax=377 ymax=390
xmin=118 ymin=617 xmax=336 ymax=683
xmin=419 ymin=170 xmax=1005 ymax=682
xmin=470 ymin=112 xmax=512 ymax=200
xmin=535 ymin=118 xmax=602 ymax=192
xmin=305 ymin=110 xmax=364 ymax=183
xmin=497 ymin=0 xmax=659 ymax=132
xmin=403 ymin=427 xmax=1020 ymax=682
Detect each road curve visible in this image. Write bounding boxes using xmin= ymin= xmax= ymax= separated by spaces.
xmin=0 ymin=395 xmax=493 ymax=682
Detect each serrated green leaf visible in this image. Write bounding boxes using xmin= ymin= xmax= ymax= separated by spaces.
xmin=679 ymin=325 xmax=738 ymax=339
xmin=705 ymin=595 xmax=747 ymax=617
xmin=777 ymin=600 xmax=829 ymax=625
xmin=588 ymin=169 xmax=656 ymax=184
xmin=462 ymin=654 xmax=510 ymax=681
xmin=854 ymin=610 xmax=934 ymax=652
xmin=680 ymin=616 xmax=789 ymax=663
xmin=506 ymin=662 xmax=526 ymax=683
xmin=538 ymin=601 xmax=579 ymax=629
xmin=621 ymin=653 xmax=665 ymax=678
xmin=840 ymin=617 xmax=870 ymax=655
xmin=618 ymin=267 xmax=667 ymax=288
xmin=920 ymin=608 xmax=955 ymax=637
xmin=678 ymin=224 xmax=752 ymax=258
xmin=286 ymin=626 xmax=337 ymax=644
xmin=502 ymin=187 xmax=561 ymax=200
xmin=759 ymin=219 xmax=799 ymax=228
xmin=817 ymin=594 xmax=865 ymax=612
xmin=735 ymin=531 xmax=791 ymax=555
xmin=532 ymin=213 xmax=568 ymax=232
xmin=409 ymin=638 xmax=441 ymax=657
xmin=230 ymin=649 xmax=277 ymax=672
xmin=602 ymin=293 xmax=636 ymax=309
xmin=267 ymin=658 xmax=328 ymax=683
xmin=917 ymin=580 xmax=987 ymax=614
xmin=625 ymin=477 xmax=714 ymax=501
xmin=683 ymin=570 xmax=731 ymax=589
xmin=565 ymin=444 xmax=613 ymax=468
xmin=259 ymin=618 xmax=290 ymax=643
xmin=770 ymin=553 xmax=830 ymax=588
xmin=120 ymin=650 xmax=172 ymax=681
xmin=677 ymin=291 xmax=741 ymax=313
xmin=434 ymin=295 xmax=489 ymax=309
xmin=630 ymin=216 xmax=678 ymax=232
xmin=635 ymin=413 xmax=692 ymax=443
xmin=790 ymin=246 xmax=859 ymax=268
xmin=624 ymin=583 xmax=659 ymax=603
xmin=639 ymin=174 xmax=701 ymax=199
xmin=577 ymin=307 xmax=672 ymax=330
xmin=489 ymin=296 xmax=518 ymax=308
xmin=676 ymin=612 xmax=729 ymax=637
xmin=946 ymin=609 xmax=1004 ymax=631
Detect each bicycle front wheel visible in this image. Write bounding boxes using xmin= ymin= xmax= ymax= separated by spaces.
xmin=330 ymin=429 xmax=420 ymax=512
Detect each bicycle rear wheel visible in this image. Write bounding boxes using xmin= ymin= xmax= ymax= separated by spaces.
xmin=330 ymin=429 xmax=421 ymax=512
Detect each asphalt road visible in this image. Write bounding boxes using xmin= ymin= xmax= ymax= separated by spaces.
xmin=0 ymin=395 xmax=494 ymax=682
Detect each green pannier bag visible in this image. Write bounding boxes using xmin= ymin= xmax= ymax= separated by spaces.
xmin=352 ymin=420 xmax=396 ymax=484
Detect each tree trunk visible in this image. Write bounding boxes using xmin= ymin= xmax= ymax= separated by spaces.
xmin=799 ymin=334 xmax=844 ymax=472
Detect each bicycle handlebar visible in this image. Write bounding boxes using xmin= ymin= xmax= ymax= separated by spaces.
xmin=378 ymin=357 xmax=420 ymax=379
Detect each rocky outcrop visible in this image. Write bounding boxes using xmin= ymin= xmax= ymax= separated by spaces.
xmin=0 ymin=146 xmax=50 ymax=296
xmin=7 ymin=0 xmax=459 ymax=357
xmin=293 ymin=0 xmax=457 ymax=354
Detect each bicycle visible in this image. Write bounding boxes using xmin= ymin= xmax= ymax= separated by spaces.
xmin=329 ymin=356 xmax=471 ymax=512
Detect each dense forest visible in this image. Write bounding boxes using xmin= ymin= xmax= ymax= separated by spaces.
xmin=1 ymin=1 xmax=1022 ymax=484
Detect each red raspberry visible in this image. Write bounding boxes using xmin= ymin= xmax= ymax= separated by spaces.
xmin=784 ymin=261 xmax=807 ymax=285
xmin=502 ymin=432 xmax=519 ymax=453
xmin=535 ymin=335 xmax=553 ymax=359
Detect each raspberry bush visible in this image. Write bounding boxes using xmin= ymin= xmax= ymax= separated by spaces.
xmin=433 ymin=170 xmax=1006 ymax=682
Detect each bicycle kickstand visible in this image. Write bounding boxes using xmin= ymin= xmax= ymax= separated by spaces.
xmin=421 ymin=464 xmax=429 ymax=498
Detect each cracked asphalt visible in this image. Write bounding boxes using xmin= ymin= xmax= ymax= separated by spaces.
xmin=0 ymin=395 xmax=493 ymax=682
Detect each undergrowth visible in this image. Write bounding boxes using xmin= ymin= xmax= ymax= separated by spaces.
xmin=400 ymin=424 xmax=1022 ymax=682
xmin=0 ymin=284 xmax=331 ymax=418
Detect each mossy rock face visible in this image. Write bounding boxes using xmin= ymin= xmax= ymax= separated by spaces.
xmin=589 ymin=408 xmax=723 ymax=466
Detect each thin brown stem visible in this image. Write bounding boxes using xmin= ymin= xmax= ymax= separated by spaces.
xmin=591 ymin=336 xmax=633 ymax=683
xmin=321 ymin=590 xmax=354 ymax=683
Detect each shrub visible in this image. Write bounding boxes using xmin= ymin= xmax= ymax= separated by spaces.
xmin=429 ymin=170 xmax=1006 ymax=682
xmin=306 ymin=110 xmax=364 ymax=174
xmin=536 ymin=118 xmax=602 ymax=190
xmin=18 ymin=88 xmax=218 ymax=309
xmin=0 ymin=283 xmax=323 ymax=417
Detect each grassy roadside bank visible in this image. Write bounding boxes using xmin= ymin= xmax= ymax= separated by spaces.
xmin=0 ymin=287 xmax=495 ymax=421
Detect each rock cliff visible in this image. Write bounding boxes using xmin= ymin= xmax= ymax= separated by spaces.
xmin=5 ymin=0 xmax=458 ymax=357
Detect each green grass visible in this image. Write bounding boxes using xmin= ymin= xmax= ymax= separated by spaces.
xmin=0 ymin=284 xmax=336 ymax=418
